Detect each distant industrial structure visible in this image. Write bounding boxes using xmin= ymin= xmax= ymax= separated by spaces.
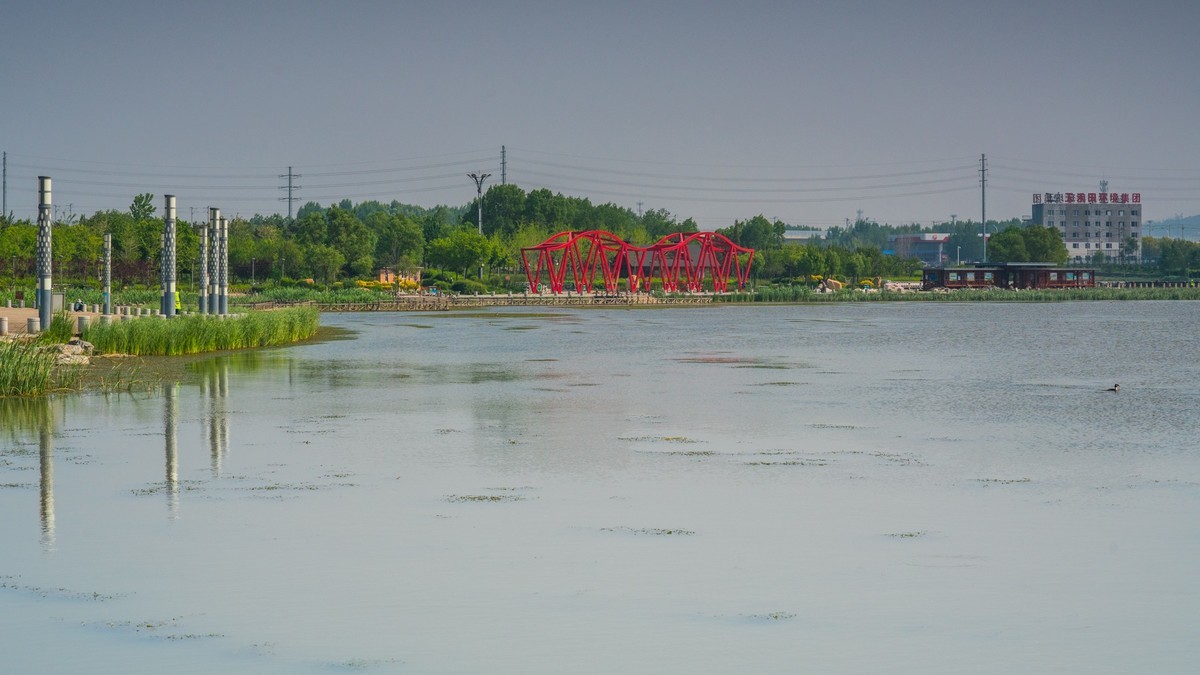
xmin=886 ymin=233 xmax=951 ymax=266
xmin=1031 ymin=190 xmax=1143 ymax=263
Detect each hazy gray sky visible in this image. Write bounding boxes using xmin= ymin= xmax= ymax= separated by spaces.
xmin=3 ymin=0 xmax=1197 ymax=231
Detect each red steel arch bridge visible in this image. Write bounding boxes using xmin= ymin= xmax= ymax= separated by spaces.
xmin=520 ymin=230 xmax=755 ymax=294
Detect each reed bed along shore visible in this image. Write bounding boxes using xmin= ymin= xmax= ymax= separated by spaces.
xmin=80 ymin=306 xmax=320 ymax=356
xmin=0 ymin=339 xmax=59 ymax=396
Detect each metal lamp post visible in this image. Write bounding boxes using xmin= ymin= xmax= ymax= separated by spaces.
xmin=468 ymin=172 xmax=491 ymax=280
xmin=36 ymin=177 xmax=53 ymax=330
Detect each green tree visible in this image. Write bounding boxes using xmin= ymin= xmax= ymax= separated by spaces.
xmin=368 ymin=212 xmax=424 ymax=267
xmin=130 ymin=193 xmax=156 ymax=221
xmin=718 ymin=215 xmax=785 ymax=250
xmin=986 ymin=227 xmax=1029 ymax=263
xmin=641 ymin=208 xmax=681 ymax=241
xmin=1022 ymin=225 xmax=1068 ymax=264
xmin=469 ymin=184 xmax=526 ymax=236
xmin=306 ymin=244 xmax=345 ymax=287
xmin=293 ymin=210 xmax=328 ymax=246
xmin=326 ymin=206 xmax=376 ymax=277
xmin=426 ymin=228 xmax=492 ymax=277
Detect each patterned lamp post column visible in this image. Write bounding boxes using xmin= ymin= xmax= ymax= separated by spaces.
xmin=36 ymin=176 xmax=53 ymax=330
xmin=218 ymin=216 xmax=228 ymax=315
xmin=102 ymin=233 xmax=112 ymax=315
xmin=162 ymin=195 xmax=177 ymax=316
xmin=198 ymin=210 xmax=212 ymax=314
xmin=207 ymin=209 xmax=220 ymax=314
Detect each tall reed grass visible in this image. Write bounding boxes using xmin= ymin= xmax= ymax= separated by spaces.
xmin=80 ymin=307 xmax=320 ymax=356
xmin=35 ymin=312 xmax=76 ymax=344
xmin=0 ymin=340 xmax=58 ymax=396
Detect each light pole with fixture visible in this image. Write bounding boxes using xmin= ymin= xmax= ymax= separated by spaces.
xmin=468 ymin=172 xmax=491 ymax=279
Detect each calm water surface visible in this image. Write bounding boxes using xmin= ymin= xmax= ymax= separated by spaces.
xmin=2 ymin=302 xmax=1198 ymax=673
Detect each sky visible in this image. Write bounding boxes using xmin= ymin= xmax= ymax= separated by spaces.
xmin=2 ymin=0 xmax=1198 ymax=233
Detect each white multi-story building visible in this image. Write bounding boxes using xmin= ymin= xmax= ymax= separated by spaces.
xmin=1031 ymin=191 xmax=1142 ymax=263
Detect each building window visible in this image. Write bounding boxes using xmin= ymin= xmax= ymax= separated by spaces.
xmin=1132 ymin=232 xmax=1138 ymax=238
xmin=1072 ymin=243 xmax=1079 ymax=248
xmin=1074 ymin=209 xmax=1080 ymax=216
xmin=1131 ymin=209 xmax=1139 ymax=216
xmin=1106 ymin=243 xmax=1113 ymax=249
xmin=1071 ymin=232 xmax=1079 ymax=238
xmin=1106 ymin=210 xmax=1112 ymax=216
xmin=1119 ymin=210 xmax=1125 ymax=216
xmin=1085 ymin=243 xmax=1091 ymax=249
xmin=1132 ymin=221 xmax=1139 ymax=228
xmin=1073 ymin=221 xmax=1079 ymax=227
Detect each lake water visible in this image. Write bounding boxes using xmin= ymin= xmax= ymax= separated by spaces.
xmin=2 ymin=302 xmax=1198 ymax=673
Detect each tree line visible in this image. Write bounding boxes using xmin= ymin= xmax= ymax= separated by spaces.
xmin=2 ymin=184 xmax=1194 ymax=290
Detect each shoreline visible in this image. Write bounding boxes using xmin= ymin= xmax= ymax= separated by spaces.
xmin=6 ymin=285 xmax=1200 ymax=332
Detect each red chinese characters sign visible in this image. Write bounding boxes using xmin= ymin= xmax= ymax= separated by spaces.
xmin=1033 ymin=192 xmax=1141 ymax=204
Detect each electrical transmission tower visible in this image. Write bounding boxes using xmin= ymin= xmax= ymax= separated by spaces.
xmin=279 ymin=166 xmax=302 ymax=220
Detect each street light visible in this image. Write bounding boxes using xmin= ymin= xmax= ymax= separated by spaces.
xmin=468 ymin=172 xmax=491 ymax=235
xmin=468 ymin=172 xmax=491 ymax=279
xmin=956 ymin=246 xmax=961 ymax=266
xmin=251 ymin=257 xmax=256 ymax=285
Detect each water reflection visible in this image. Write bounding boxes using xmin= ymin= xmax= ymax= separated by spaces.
xmin=198 ymin=361 xmax=231 ymax=477
xmin=39 ymin=417 xmax=54 ymax=549
xmin=0 ymin=397 xmax=60 ymax=550
xmin=164 ymin=382 xmax=179 ymax=518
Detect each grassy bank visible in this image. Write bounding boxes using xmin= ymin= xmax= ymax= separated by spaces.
xmin=81 ymin=306 xmax=321 ymax=356
xmin=2 ymin=307 xmax=320 ymax=396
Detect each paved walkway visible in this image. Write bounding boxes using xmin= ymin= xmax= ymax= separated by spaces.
xmin=0 ymin=306 xmax=105 ymax=336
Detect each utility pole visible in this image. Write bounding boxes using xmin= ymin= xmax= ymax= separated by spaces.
xmin=637 ymin=201 xmax=644 ymax=218
xmin=980 ymin=153 xmax=988 ymax=263
xmin=468 ymin=172 xmax=491 ymax=280
xmin=501 ymin=146 xmax=507 ymax=185
xmin=279 ymin=166 xmax=302 ymax=220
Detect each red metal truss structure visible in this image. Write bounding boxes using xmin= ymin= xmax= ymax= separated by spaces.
xmin=521 ymin=230 xmax=753 ymax=294
xmin=645 ymin=232 xmax=755 ymax=293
